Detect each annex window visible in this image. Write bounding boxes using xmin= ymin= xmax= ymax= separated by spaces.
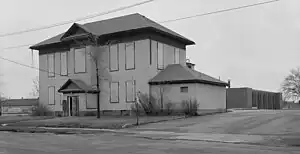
xmin=174 ymin=48 xmax=180 ymax=64
xmin=47 ymin=54 xmax=55 ymax=77
xmin=109 ymin=44 xmax=119 ymax=71
xmin=48 ymin=86 xmax=55 ymax=105
xmin=74 ymin=47 xmax=86 ymax=73
xmin=125 ymin=42 xmax=135 ymax=70
xmin=110 ymin=82 xmax=119 ymax=103
xmin=180 ymin=86 xmax=188 ymax=93
xmin=126 ymin=80 xmax=136 ymax=102
xmin=157 ymin=42 xmax=164 ymax=70
xmin=60 ymin=52 xmax=68 ymax=75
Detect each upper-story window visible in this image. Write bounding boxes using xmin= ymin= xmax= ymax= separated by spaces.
xmin=125 ymin=42 xmax=135 ymax=70
xmin=47 ymin=54 xmax=55 ymax=77
xmin=60 ymin=52 xmax=68 ymax=76
xmin=174 ymin=48 xmax=180 ymax=64
xmin=109 ymin=44 xmax=119 ymax=71
xmin=74 ymin=47 xmax=86 ymax=73
xmin=157 ymin=42 xmax=164 ymax=70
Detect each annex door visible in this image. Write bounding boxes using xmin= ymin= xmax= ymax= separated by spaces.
xmin=68 ymin=96 xmax=79 ymax=116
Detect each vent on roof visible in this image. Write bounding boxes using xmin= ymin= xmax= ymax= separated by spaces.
xmin=186 ymin=60 xmax=195 ymax=70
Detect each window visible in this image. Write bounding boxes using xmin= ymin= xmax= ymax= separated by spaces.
xmin=60 ymin=52 xmax=68 ymax=75
xmin=74 ymin=47 xmax=86 ymax=73
xmin=157 ymin=42 xmax=164 ymax=70
xmin=174 ymin=48 xmax=180 ymax=64
xmin=110 ymin=82 xmax=119 ymax=103
xmin=48 ymin=86 xmax=55 ymax=105
xmin=125 ymin=42 xmax=135 ymax=70
xmin=47 ymin=54 xmax=55 ymax=77
xmin=180 ymin=86 xmax=188 ymax=93
xmin=109 ymin=44 xmax=119 ymax=71
xmin=126 ymin=80 xmax=136 ymax=102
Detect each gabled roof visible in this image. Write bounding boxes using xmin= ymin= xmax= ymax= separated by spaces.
xmin=149 ymin=64 xmax=228 ymax=87
xmin=30 ymin=13 xmax=195 ymax=50
xmin=2 ymin=98 xmax=38 ymax=107
xmin=60 ymin=23 xmax=91 ymax=41
xmin=58 ymin=79 xmax=99 ymax=94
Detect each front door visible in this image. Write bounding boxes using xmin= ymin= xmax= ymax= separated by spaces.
xmin=68 ymin=96 xmax=79 ymax=116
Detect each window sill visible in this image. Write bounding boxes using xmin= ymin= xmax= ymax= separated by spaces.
xmin=125 ymin=68 xmax=135 ymax=71
xmin=109 ymin=69 xmax=119 ymax=72
xmin=86 ymin=107 xmax=97 ymax=109
xmin=110 ymin=101 xmax=119 ymax=104
xmin=74 ymin=72 xmax=86 ymax=74
xmin=126 ymin=101 xmax=136 ymax=103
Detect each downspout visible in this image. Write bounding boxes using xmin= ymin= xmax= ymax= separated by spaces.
xmin=226 ymin=79 xmax=231 ymax=111
xmin=31 ymin=49 xmax=34 ymax=67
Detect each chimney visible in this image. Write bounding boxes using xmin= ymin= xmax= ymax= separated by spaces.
xmin=186 ymin=59 xmax=195 ymax=70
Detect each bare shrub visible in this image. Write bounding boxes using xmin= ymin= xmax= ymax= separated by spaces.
xmin=84 ymin=111 xmax=96 ymax=116
xmin=181 ymin=99 xmax=199 ymax=116
xmin=31 ymin=104 xmax=53 ymax=116
xmin=130 ymin=103 xmax=144 ymax=115
xmin=137 ymin=93 xmax=160 ymax=115
xmin=165 ymin=102 xmax=174 ymax=115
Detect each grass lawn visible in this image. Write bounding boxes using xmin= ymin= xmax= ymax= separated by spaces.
xmin=0 ymin=116 xmax=53 ymax=124
xmin=6 ymin=115 xmax=185 ymax=129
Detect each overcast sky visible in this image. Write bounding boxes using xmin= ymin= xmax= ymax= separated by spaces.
xmin=0 ymin=0 xmax=299 ymax=98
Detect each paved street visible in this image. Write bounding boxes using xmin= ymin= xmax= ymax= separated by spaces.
xmin=126 ymin=110 xmax=300 ymax=146
xmin=0 ymin=131 xmax=299 ymax=154
xmin=0 ymin=110 xmax=300 ymax=153
xmin=129 ymin=110 xmax=300 ymax=135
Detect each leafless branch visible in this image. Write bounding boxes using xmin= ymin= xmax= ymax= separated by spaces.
xmin=281 ymin=67 xmax=300 ymax=101
xmin=29 ymin=76 xmax=39 ymax=97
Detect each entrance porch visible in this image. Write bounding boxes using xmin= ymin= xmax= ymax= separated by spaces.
xmin=58 ymin=79 xmax=99 ymax=116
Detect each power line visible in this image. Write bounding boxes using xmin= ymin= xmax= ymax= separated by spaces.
xmin=1 ymin=44 xmax=33 ymax=50
xmin=0 ymin=0 xmax=157 ymax=38
xmin=0 ymin=55 xmax=61 ymax=76
xmin=0 ymin=0 xmax=279 ymax=79
xmin=160 ymin=0 xmax=280 ymax=23
xmin=0 ymin=0 xmax=280 ymax=52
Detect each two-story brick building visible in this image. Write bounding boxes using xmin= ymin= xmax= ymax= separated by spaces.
xmin=30 ymin=13 xmax=228 ymax=116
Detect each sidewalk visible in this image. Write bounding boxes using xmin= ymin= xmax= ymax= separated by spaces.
xmin=126 ymin=130 xmax=268 ymax=144
xmin=32 ymin=127 xmax=279 ymax=146
xmin=1 ymin=124 xmax=295 ymax=147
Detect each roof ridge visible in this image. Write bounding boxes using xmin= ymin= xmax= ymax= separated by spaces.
xmin=83 ymin=13 xmax=141 ymax=26
xmin=178 ymin=64 xmax=200 ymax=79
xmin=30 ymin=13 xmax=194 ymax=50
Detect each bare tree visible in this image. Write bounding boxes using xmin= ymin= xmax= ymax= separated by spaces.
xmin=70 ymin=34 xmax=114 ymax=118
xmin=29 ymin=76 xmax=39 ymax=98
xmin=0 ymin=92 xmax=7 ymax=114
xmin=281 ymin=67 xmax=300 ymax=102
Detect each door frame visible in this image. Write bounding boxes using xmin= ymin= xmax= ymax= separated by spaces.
xmin=67 ymin=95 xmax=79 ymax=116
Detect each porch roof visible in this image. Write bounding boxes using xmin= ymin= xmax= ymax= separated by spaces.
xmin=58 ymin=79 xmax=99 ymax=94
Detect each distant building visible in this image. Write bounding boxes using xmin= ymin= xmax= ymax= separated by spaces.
xmin=282 ymin=101 xmax=300 ymax=109
xmin=226 ymin=87 xmax=282 ymax=109
xmin=1 ymin=98 xmax=38 ymax=116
